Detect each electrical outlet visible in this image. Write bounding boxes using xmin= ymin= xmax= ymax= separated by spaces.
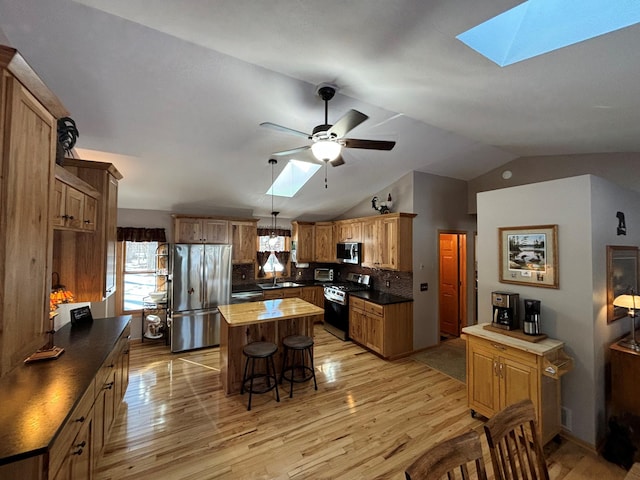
xmin=420 ymin=283 xmax=428 ymax=291
xmin=385 ymin=280 xmax=391 ymax=288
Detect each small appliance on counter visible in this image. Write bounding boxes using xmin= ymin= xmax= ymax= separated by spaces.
xmin=491 ymin=291 xmax=519 ymax=330
xmin=523 ymin=299 xmax=541 ymax=335
xmin=314 ymin=268 xmax=334 ymax=282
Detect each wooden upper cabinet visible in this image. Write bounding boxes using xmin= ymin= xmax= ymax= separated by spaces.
xmin=314 ymin=222 xmax=335 ymax=263
xmin=291 ymin=221 xmax=314 ymax=264
xmin=335 ymin=220 xmax=362 ymax=243
xmin=54 ymin=159 xmax=122 ymax=302
xmin=52 ymin=166 xmax=100 ymax=232
xmin=0 ymin=46 xmax=69 ymax=377
xmin=361 ymin=213 xmax=415 ymax=271
xmin=174 ymin=216 xmax=229 ymax=244
xmin=230 ymin=220 xmax=258 ymax=264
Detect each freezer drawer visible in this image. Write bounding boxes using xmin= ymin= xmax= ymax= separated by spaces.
xmin=171 ymin=310 xmax=220 ymax=352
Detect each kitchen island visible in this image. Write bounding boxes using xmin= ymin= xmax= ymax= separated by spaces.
xmin=218 ymin=298 xmax=324 ymax=395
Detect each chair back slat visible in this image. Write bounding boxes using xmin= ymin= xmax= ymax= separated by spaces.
xmin=483 ymin=400 xmax=550 ymax=480
xmin=405 ymin=430 xmax=488 ymax=480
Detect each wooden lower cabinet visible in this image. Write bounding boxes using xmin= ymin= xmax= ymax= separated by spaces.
xmin=464 ymin=326 xmax=573 ymax=445
xmin=349 ymin=297 xmax=413 ymax=359
xmin=6 ymin=323 xmax=132 ymax=480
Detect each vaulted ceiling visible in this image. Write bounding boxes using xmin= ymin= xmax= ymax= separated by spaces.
xmin=1 ymin=1 xmax=639 ymax=220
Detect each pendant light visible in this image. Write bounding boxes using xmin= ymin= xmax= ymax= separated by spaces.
xmin=268 ymin=158 xmax=279 ymax=249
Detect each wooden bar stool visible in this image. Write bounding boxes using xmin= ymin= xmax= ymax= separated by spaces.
xmin=241 ymin=341 xmax=280 ymax=411
xmin=280 ymin=334 xmax=317 ymax=398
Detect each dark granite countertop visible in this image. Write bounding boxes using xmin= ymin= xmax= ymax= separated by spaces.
xmin=349 ymin=290 xmax=413 ymax=305
xmin=231 ymin=281 xmax=329 ymax=294
xmin=0 ymin=315 xmax=131 ymax=466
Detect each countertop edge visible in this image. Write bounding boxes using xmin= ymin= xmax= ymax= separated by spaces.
xmin=462 ymin=323 xmax=564 ymax=355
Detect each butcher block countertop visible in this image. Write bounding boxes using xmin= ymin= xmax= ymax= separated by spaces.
xmin=219 ymin=297 xmax=324 ymax=326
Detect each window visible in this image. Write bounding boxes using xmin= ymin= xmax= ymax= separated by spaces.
xmin=258 ymin=235 xmax=286 ymax=274
xmin=122 ymin=241 xmax=158 ymax=311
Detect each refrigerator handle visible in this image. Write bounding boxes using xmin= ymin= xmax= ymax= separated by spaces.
xmin=201 ymin=261 xmax=205 ymax=305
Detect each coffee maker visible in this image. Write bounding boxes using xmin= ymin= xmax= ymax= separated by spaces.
xmin=492 ymin=291 xmax=519 ymax=330
xmin=523 ymin=299 xmax=541 ymax=335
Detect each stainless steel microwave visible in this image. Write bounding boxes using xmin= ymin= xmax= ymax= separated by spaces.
xmin=336 ymin=242 xmax=361 ymax=264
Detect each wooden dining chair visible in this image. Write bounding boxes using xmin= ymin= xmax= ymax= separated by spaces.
xmin=483 ymin=399 xmax=550 ymax=480
xmin=405 ymin=430 xmax=488 ymax=480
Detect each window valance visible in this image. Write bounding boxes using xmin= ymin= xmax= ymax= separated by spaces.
xmin=117 ymin=227 xmax=167 ymax=243
xmin=257 ymin=227 xmax=291 ymax=237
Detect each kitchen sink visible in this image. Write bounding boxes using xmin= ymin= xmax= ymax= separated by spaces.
xmin=257 ymin=282 xmax=303 ymax=290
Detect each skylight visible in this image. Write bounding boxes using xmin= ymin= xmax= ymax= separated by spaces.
xmin=457 ymin=0 xmax=640 ymax=67
xmin=266 ymin=160 xmax=321 ymax=198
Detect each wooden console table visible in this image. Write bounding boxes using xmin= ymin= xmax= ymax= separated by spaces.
xmin=610 ymin=342 xmax=640 ymax=417
xmin=218 ymin=298 xmax=324 ymax=395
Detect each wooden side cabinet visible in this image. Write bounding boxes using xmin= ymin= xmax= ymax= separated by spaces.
xmin=349 ymin=297 xmax=413 ymax=359
xmin=464 ymin=324 xmax=573 ymax=445
xmin=361 ymin=213 xmax=415 ymax=271
xmin=53 ymin=159 xmax=122 ymax=302
xmin=610 ymin=342 xmax=640 ymax=417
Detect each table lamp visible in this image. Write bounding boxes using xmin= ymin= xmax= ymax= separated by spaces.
xmin=613 ymin=292 xmax=640 ymax=352
xmin=25 ymin=272 xmax=75 ymax=362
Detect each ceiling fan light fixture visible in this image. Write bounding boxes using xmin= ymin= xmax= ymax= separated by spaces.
xmin=311 ymin=140 xmax=341 ymax=162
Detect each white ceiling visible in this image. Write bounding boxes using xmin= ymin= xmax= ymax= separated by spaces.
xmin=1 ymin=0 xmax=639 ymax=220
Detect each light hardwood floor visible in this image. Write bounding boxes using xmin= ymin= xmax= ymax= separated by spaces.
xmin=94 ymin=326 xmax=626 ymax=480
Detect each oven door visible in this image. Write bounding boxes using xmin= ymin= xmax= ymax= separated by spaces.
xmin=323 ymin=297 xmax=349 ymax=341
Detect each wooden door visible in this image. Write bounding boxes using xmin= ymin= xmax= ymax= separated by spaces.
xmin=104 ymin=175 xmax=118 ymax=297
xmin=379 ymin=217 xmax=398 ymax=270
xmin=65 ymin=185 xmax=85 ymax=230
xmin=202 ymin=219 xmax=229 ymax=243
xmin=175 ymin=218 xmax=203 ymax=243
xmin=231 ymin=221 xmax=257 ymax=264
xmin=314 ymin=223 xmax=334 ymax=262
xmin=294 ymin=222 xmax=314 ymax=263
xmin=361 ymin=218 xmax=379 ymax=267
xmin=467 ymin=340 xmax=499 ymax=415
xmin=0 ymin=75 xmax=55 ymax=375
xmin=439 ymin=233 xmax=460 ymax=336
xmin=499 ymin=356 xmax=537 ymax=410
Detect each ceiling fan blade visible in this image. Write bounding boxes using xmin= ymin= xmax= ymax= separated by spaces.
xmin=328 ymin=110 xmax=368 ymax=138
xmin=343 ymin=138 xmax=396 ymax=151
xmin=272 ymin=145 xmax=311 ymax=156
xmin=330 ymin=154 xmax=345 ymax=167
xmin=260 ymin=122 xmax=311 ymax=139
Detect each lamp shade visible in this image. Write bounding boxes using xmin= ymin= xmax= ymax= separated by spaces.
xmin=613 ymin=294 xmax=640 ymax=309
xmin=311 ymin=140 xmax=341 ymax=161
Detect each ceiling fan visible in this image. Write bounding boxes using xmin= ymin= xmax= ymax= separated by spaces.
xmin=260 ymin=84 xmax=396 ymax=168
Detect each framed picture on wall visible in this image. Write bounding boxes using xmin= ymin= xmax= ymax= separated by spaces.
xmin=607 ymin=245 xmax=639 ymax=323
xmin=498 ymin=225 xmax=559 ymax=288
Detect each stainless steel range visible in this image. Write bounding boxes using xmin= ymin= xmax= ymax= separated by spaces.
xmin=323 ymin=273 xmax=370 ymax=340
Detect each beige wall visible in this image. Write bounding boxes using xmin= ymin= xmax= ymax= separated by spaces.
xmin=468 ymin=152 xmax=640 ymax=214
xmin=477 ymin=174 xmax=640 ymax=447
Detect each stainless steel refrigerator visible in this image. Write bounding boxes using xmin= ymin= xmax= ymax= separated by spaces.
xmin=170 ymin=244 xmax=232 ymax=352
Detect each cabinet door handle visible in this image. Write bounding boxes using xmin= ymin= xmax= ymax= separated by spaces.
xmin=72 ymin=441 xmax=86 ymax=455
xmin=104 ymin=381 xmax=114 ymax=390
xmin=68 ymin=215 xmax=74 ymax=220
xmin=491 ymin=343 xmax=506 ymax=351
xmin=84 ymin=219 xmax=91 ymax=224
xmin=499 ymin=362 xmax=504 ymax=378
xmin=74 ymin=416 xmax=85 ymax=423
xmin=493 ymin=360 xmax=499 ymax=377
